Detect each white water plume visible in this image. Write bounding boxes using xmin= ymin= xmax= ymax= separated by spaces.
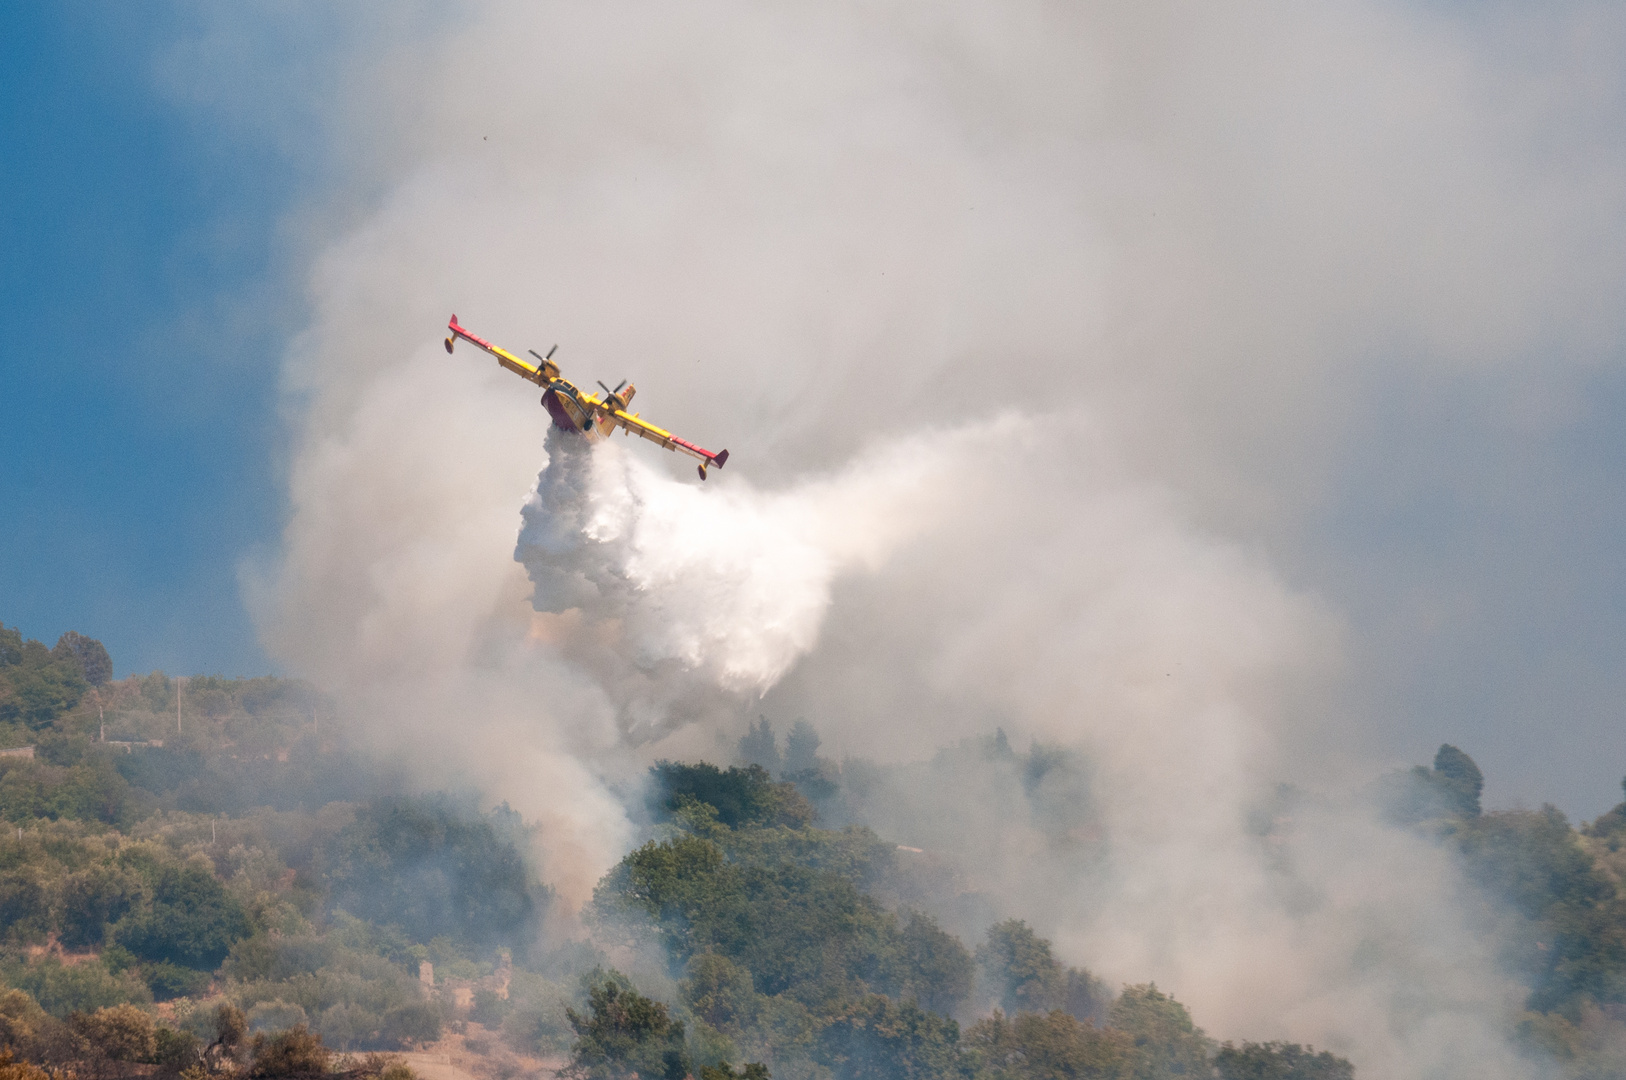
xmin=516 ymin=420 xmax=1001 ymax=735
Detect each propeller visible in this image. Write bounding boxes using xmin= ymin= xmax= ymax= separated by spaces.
xmin=528 ymin=345 xmax=559 ymax=364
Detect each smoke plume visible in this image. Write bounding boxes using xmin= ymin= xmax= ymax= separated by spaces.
xmin=515 ymin=422 xmax=992 ymax=736
xmin=222 ymin=2 xmax=1626 ymax=1076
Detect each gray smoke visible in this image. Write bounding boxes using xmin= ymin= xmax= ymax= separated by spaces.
xmin=209 ymin=2 xmax=1626 ymax=1076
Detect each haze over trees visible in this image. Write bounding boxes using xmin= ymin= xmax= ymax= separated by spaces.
xmin=4 ymin=617 xmax=1626 ymax=1077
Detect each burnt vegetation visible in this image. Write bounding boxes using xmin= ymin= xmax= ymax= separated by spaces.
xmin=4 ymin=619 xmax=1626 ymax=1077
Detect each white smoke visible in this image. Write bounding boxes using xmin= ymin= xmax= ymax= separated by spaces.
xmin=516 ymin=421 xmax=994 ymax=727
xmin=209 ymin=1 xmax=1626 ymax=1076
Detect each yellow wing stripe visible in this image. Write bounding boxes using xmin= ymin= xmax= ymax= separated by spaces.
xmin=613 ymin=411 xmax=675 ymax=441
xmin=489 ymin=345 xmax=543 ymax=383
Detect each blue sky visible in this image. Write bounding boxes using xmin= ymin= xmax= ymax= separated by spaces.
xmin=0 ymin=5 xmax=301 ymax=677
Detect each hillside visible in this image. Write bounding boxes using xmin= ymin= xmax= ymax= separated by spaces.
xmin=3 ymin=618 xmax=1626 ymax=1078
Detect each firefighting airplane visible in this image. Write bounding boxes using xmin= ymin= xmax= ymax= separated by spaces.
xmin=444 ymin=314 xmax=730 ymax=479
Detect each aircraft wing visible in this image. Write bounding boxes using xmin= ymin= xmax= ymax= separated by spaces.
xmin=444 ymin=314 xmax=555 ymax=384
xmin=605 ymin=408 xmax=730 ymax=475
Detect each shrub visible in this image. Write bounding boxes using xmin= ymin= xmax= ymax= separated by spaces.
xmin=52 ymin=633 xmax=111 ymax=688
xmin=977 ymin=921 xmax=1064 ymax=1014
xmin=56 ymin=865 xmax=144 ymax=949
xmin=249 ymin=1024 xmax=329 ymax=1078
xmin=566 ymin=970 xmax=689 ymax=1080
xmin=378 ymin=1002 xmax=440 ymax=1048
xmin=965 ymin=1009 xmax=1134 ymax=1080
xmin=1214 ymin=1041 xmax=1354 ymax=1080
xmin=323 ymin=796 xmax=548 ymax=954
xmin=111 ymin=864 xmax=252 ymax=970
xmin=1109 ymin=985 xmax=1212 ymax=1080
xmin=0 ymin=872 xmax=52 ymax=945
xmin=0 ymin=991 xmax=49 ymax=1059
xmin=649 ymin=763 xmax=813 ymax=830
xmin=6 ymin=956 xmax=151 ymax=1017
xmin=816 ymin=995 xmax=960 ymax=1080
xmin=145 ymin=962 xmax=211 ymax=1001
xmin=893 ymin=912 xmax=974 ymax=1016
xmin=71 ymin=1003 xmax=156 ymax=1063
xmin=153 ymin=1026 xmax=202 ymax=1075
xmin=0 ymin=1050 xmax=52 ymax=1080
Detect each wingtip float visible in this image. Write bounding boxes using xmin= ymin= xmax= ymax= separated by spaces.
xmin=445 ymin=314 xmax=730 ymax=480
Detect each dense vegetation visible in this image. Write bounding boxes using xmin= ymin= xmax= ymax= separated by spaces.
xmin=0 ymin=620 xmax=560 ymax=1078
xmin=575 ymin=759 xmax=1333 ymax=1080
xmin=6 ymin=616 xmax=1626 ymax=1078
xmin=1372 ymin=747 xmax=1626 ymax=1074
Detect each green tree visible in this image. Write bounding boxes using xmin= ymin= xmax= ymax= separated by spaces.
xmin=965 ymin=1009 xmax=1134 ymax=1080
xmin=1456 ymin=806 xmax=1614 ymax=962
xmin=0 ymin=653 xmax=84 ymax=730
xmin=1109 ymin=986 xmax=1211 ymax=1080
xmin=566 ymin=970 xmax=689 ymax=1080
xmin=323 ymin=795 xmax=549 ymax=953
xmin=0 ymin=871 xmax=52 ymax=945
xmin=783 ymin=722 xmax=821 ymax=777
xmin=1212 ymin=1041 xmax=1353 ymax=1080
xmin=1478 ymin=806 xmax=1612 ymax=915
xmin=4 ymin=957 xmax=151 ymax=1017
xmin=44 ymin=759 xmax=135 ymax=825
xmin=153 ymin=1026 xmax=202 ymax=1075
xmin=249 ymin=1024 xmax=330 ymax=1078
xmin=0 ymin=627 xmax=23 ymax=669
xmin=51 ymin=634 xmax=111 ymax=688
xmin=0 ymin=1050 xmax=53 ymax=1080
xmin=0 ymin=990 xmax=49 ymax=1059
xmin=1527 ymin=889 xmax=1626 ymax=1011
xmin=206 ymin=1002 xmax=248 ymax=1069
xmin=978 ymin=921 xmax=1065 ymax=1014
xmin=111 ymin=864 xmax=252 ymax=970
xmin=739 ymin=720 xmax=782 ymax=776
xmin=70 ymin=1004 xmax=156 ymax=1065
xmin=817 ymin=994 xmax=961 ymax=1080
xmin=649 ymin=762 xmax=812 ymax=829
xmin=894 ymin=912 xmax=975 ymax=1016
xmin=1379 ymin=744 xmax=1486 ymax=825
xmin=605 ymin=831 xmax=898 ymax=1007
xmin=1063 ymin=970 xmax=1112 ymax=1026
xmin=1432 ymin=745 xmax=1483 ymax=818
xmin=138 ymin=673 xmax=173 ymax=713
xmin=683 ymin=953 xmax=760 ymax=1037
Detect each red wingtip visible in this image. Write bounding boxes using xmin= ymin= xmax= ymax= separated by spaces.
xmin=448 ymin=313 xmax=461 ymax=330
xmin=714 ymin=449 xmax=729 ymax=468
